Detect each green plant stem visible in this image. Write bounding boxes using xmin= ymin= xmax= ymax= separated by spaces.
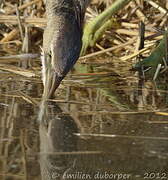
xmin=81 ymin=0 xmax=132 ymax=55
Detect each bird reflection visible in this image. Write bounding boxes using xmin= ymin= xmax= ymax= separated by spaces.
xmin=38 ymin=102 xmax=78 ymax=180
xmin=38 ymin=0 xmax=90 ymax=178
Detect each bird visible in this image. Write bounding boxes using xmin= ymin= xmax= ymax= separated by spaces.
xmin=41 ymin=0 xmax=90 ymax=99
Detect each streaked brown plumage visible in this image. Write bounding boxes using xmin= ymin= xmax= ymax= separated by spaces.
xmin=42 ymin=0 xmax=89 ymax=99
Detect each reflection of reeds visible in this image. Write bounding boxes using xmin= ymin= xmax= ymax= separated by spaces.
xmin=0 ymin=79 xmax=40 ymax=179
xmin=0 ymin=98 xmax=26 ymax=179
xmin=75 ymin=133 xmax=168 ymax=140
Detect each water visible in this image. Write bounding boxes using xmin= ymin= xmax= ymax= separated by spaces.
xmin=0 ymin=58 xmax=168 ymax=180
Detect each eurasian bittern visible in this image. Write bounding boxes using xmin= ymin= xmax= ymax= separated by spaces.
xmin=41 ymin=0 xmax=89 ymax=99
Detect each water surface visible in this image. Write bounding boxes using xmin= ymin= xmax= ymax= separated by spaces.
xmin=0 ymin=58 xmax=168 ymax=180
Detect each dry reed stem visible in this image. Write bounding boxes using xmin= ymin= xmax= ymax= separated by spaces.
xmin=0 ymin=16 xmax=46 ymax=26
xmin=6 ymin=0 xmax=42 ymax=15
xmin=147 ymin=0 xmax=168 ymax=15
xmin=15 ymin=5 xmax=24 ymax=41
xmin=120 ymin=45 xmax=153 ymax=61
xmin=0 ymin=28 xmax=19 ymax=43
xmin=130 ymin=1 xmax=146 ymax=22
xmin=80 ymin=37 xmax=136 ymax=60
xmin=0 ymin=64 xmax=37 ymax=77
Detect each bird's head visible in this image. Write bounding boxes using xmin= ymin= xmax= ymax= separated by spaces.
xmin=41 ymin=13 xmax=83 ymax=99
xmin=41 ymin=0 xmax=90 ymax=99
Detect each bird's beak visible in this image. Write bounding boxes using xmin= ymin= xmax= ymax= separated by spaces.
xmin=41 ymin=52 xmax=63 ymax=99
xmin=47 ymin=72 xmax=63 ymax=98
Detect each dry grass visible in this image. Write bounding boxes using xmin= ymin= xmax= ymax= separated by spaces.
xmin=0 ymin=1 xmax=167 ymax=68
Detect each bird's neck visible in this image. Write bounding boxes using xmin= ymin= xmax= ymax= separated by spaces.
xmin=45 ymin=0 xmax=75 ymax=17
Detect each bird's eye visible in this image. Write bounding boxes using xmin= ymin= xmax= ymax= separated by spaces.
xmin=48 ymin=51 xmax=52 ymax=58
